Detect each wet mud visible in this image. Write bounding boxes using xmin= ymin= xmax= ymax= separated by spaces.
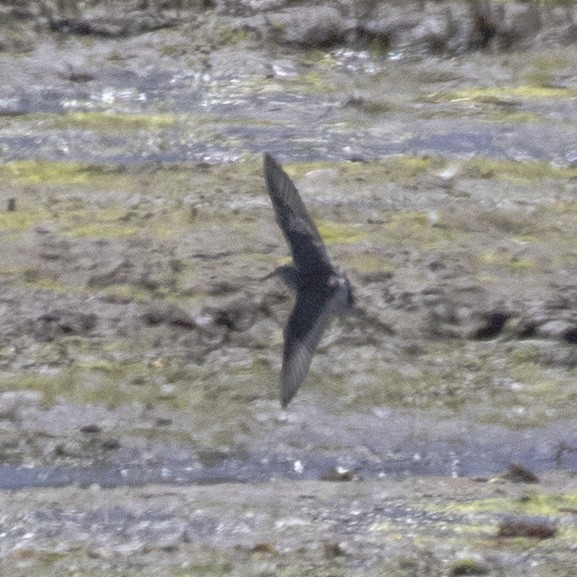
xmin=1 ymin=1 xmax=577 ymax=574
xmin=3 ymin=474 xmax=577 ymax=576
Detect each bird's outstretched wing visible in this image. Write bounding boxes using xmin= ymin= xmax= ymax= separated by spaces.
xmin=264 ymin=152 xmax=334 ymax=276
xmin=280 ymin=283 xmax=342 ymax=407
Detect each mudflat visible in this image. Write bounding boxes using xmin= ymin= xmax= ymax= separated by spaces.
xmin=1 ymin=1 xmax=577 ymax=575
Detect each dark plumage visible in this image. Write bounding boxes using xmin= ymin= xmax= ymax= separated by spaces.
xmin=263 ymin=153 xmax=354 ymax=408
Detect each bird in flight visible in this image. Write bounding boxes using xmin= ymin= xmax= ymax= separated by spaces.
xmin=263 ymin=153 xmax=355 ymax=408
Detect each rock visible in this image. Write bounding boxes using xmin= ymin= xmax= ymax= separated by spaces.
xmin=468 ymin=311 xmax=510 ymax=340
xmin=450 ymin=556 xmax=490 ymax=576
xmin=88 ymin=259 xmax=131 ymax=287
xmin=498 ymin=516 xmax=557 ymax=539
xmin=204 ymin=280 xmax=242 ymax=297
xmin=202 ymin=295 xmax=260 ymax=332
xmin=267 ymin=6 xmax=351 ymax=47
xmin=519 ymin=319 xmax=577 ymax=343
xmin=100 ymin=437 xmax=120 ymax=450
xmin=323 ymin=541 xmax=348 ymax=558
xmin=355 ymin=8 xmax=424 ymax=50
xmin=320 ymin=467 xmax=358 ymax=482
xmin=498 ymin=463 xmax=539 ymax=484
xmin=248 ymin=0 xmax=285 ymax=12
xmin=0 ymin=432 xmax=30 ymax=464
xmin=0 ymin=391 xmax=43 ymax=420
xmin=46 ymin=12 xmax=179 ymax=38
xmin=143 ymin=304 xmax=196 ymax=330
xmin=54 ymin=440 xmax=85 ymax=458
xmin=500 ymin=1 xmax=542 ymax=49
xmin=533 ymin=343 xmax=577 ymax=370
xmin=38 ymin=237 xmax=70 ymax=261
xmin=250 ymin=542 xmax=278 ymax=554
xmin=33 ymin=310 xmax=97 ymax=341
xmin=60 ymin=64 xmax=96 ymax=83
xmin=466 ymin=0 xmax=498 ymax=50
xmin=80 ymin=424 xmax=102 ymax=434
xmin=357 ymin=271 xmax=393 ymax=284
xmin=411 ymin=8 xmax=457 ymax=53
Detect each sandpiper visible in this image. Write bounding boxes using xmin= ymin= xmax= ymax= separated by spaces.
xmin=263 ymin=152 xmax=355 ymax=407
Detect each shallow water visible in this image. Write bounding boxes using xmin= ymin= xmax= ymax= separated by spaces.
xmin=2 ymin=421 xmax=576 ymax=490
xmin=1 ymin=51 xmax=575 ymax=165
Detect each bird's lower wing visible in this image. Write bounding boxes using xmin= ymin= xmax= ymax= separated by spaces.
xmin=281 ymin=285 xmax=340 ymax=408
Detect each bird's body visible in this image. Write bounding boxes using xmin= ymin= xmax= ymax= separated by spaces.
xmin=263 ymin=153 xmax=354 ymax=408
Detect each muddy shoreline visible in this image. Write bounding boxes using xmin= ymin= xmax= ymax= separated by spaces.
xmin=3 ymin=474 xmax=577 ymax=576
xmin=1 ymin=1 xmax=577 ymax=574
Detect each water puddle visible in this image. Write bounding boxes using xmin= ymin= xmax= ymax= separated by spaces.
xmin=0 ymin=60 xmax=574 ymax=165
xmin=2 ymin=433 xmax=576 ymax=490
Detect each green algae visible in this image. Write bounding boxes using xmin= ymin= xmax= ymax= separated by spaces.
xmin=0 ymin=372 xmax=73 ymax=406
xmin=385 ymin=211 xmax=453 ymax=248
xmin=346 ymin=97 xmax=394 ymax=115
xmin=461 ymin=157 xmax=577 ymax=183
xmin=1 ymin=160 xmax=125 ymax=187
xmin=97 ymin=283 xmax=155 ymax=301
xmin=316 ymin=220 xmax=362 ymax=244
xmin=51 ymin=111 xmax=177 ymax=131
xmin=0 ymin=343 xmax=273 ymax=444
xmin=213 ymin=24 xmax=251 ymax=47
xmin=152 ymin=208 xmax=197 ymax=238
xmin=365 ymin=156 xmax=434 ymax=183
xmin=348 ymin=253 xmax=394 ymax=273
xmin=22 ymin=271 xmax=81 ymax=293
xmin=483 ymin=110 xmax=542 ymax=123
xmin=328 ymin=154 xmax=577 ymax=189
xmin=478 ymin=249 xmax=536 ymax=271
xmin=294 ymin=68 xmax=334 ymax=91
xmin=340 ymin=155 xmax=437 ymax=187
xmin=449 ymin=558 xmax=490 ymax=576
xmin=428 ymin=85 xmax=574 ymax=103
xmin=19 ymin=271 xmax=154 ymax=300
xmin=11 ymin=368 xmax=160 ymax=409
xmin=275 ymin=155 xmax=435 ymax=188
xmin=443 ymin=491 xmax=577 ymax=518
xmin=333 ymin=364 xmax=461 ymax=411
xmin=524 ymin=52 xmax=572 ymax=88
xmin=60 ymin=207 xmax=142 ymax=238
xmin=0 ymin=211 xmax=46 ymax=231
xmin=64 ymin=220 xmax=139 ymax=238
xmin=331 ymin=337 xmax=577 ymax=423
xmin=384 ymin=156 xmax=433 ymax=179
xmin=4 ymin=160 xmax=100 ymax=185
